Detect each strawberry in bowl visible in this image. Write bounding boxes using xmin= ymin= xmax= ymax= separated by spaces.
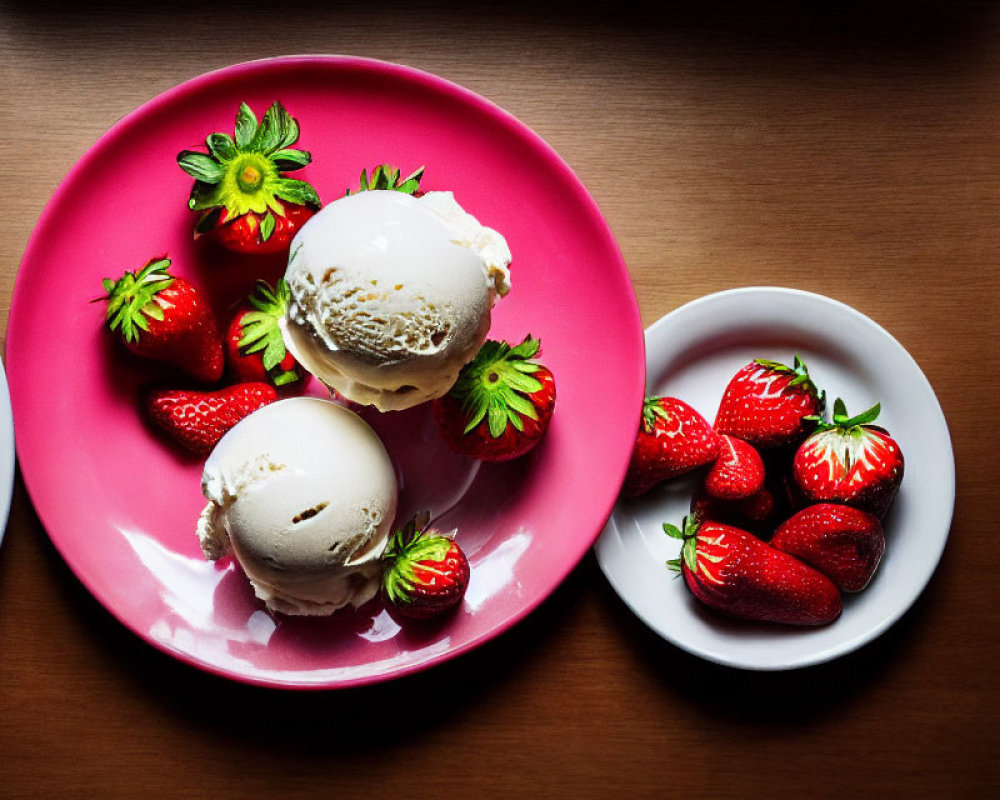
xmin=665 ymin=513 xmax=842 ymax=626
xmin=715 ymin=355 xmax=825 ymax=450
xmin=791 ymin=398 xmax=904 ymax=518
xmin=176 ymin=101 xmax=320 ymax=254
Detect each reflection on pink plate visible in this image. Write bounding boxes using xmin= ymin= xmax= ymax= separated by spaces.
xmin=7 ymin=56 xmax=643 ymax=688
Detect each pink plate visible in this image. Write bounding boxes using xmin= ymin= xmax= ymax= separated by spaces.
xmin=7 ymin=56 xmax=644 ymax=688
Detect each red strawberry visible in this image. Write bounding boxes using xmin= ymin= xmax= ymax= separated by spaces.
xmin=434 ymin=335 xmax=555 ymax=462
xmin=702 ymin=434 xmax=765 ymax=500
xmin=665 ymin=514 xmax=842 ymax=626
xmin=100 ymin=257 xmax=224 ymax=382
xmin=621 ymin=397 xmax=720 ymax=497
xmin=771 ymin=503 xmax=885 ymax=593
xmin=715 ymin=355 xmax=825 ymax=450
xmin=690 ymin=485 xmax=777 ymax=538
xmin=346 ymin=164 xmax=425 ymax=196
xmin=792 ymin=399 xmax=904 ymax=518
xmin=177 ymin=101 xmax=320 ymax=254
xmin=144 ymin=382 xmax=277 ymax=455
xmin=224 ymin=279 xmax=299 ymax=387
xmin=381 ymin=514 xmax=470 ymax=620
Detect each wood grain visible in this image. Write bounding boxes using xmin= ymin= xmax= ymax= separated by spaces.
xmin=1 ymin=2 xmax=997 ymax=797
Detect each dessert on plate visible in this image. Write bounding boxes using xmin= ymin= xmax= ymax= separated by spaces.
xmin=196 ymin=396 xmax=398 ymax=616
xmin=280 ymin=189 xmax=512 ymax=411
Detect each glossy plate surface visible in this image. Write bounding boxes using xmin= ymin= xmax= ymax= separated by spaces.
xmin=7 ymin=56 xmax=644 ymax=688
xmin=595 ymin=287 xmax=953 ymax=670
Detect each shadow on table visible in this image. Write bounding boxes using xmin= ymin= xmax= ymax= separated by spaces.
xmin=590 ymin=546 xmax=947 ymax=727
xmin=19 ymin=482 xmax=587 ymax=754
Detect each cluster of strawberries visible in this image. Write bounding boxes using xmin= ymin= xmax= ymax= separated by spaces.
xmin=623 ymin=356 xmax=904 ymax=626
xmin=96 ymin=101 xmax=560 ymax=620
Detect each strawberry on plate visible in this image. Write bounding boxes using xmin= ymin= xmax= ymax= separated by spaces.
xmin=771 ymin=503 xmax=885 ymax=592
xmin=346 ymin=164 xmax=425 ymax=196
xmin=381 ymin=514 xmax=470 ymax=620
xmin=177 ymin=101 xmax=320 ymax=254
xmin=701 ymin=434 xmax=765 ymax=500
xmin=690 ymin=485 xmax=777 ymax=538
xmin=99 ymin=256 xmax=223 ymax=383
xmin=144 ymin=382 xmax=277 ymax=455
xmin=224 ymin=279 xmax=299 ymax=387
xmin=434 ymin=335 xmax=556 ymax=462
xmin=792 ymin=398 xmax=904 ymax=518
xmin=665 ymin=514 xmax=842 ymax=626
xmin=621 ymin=396 xmax=720 ymax=498
xmin=715 ymin=355 xmax=825 ymax=450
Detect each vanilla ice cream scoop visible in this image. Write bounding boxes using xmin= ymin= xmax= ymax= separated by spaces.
xmin=197 ymin=397 xmax=398 ymax=616
xmin=280 ymin=189 xmax=511 ymax=411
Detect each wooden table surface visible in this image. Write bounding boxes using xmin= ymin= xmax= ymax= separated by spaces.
xmin=1 ymin=2 xmax=997 ymax=797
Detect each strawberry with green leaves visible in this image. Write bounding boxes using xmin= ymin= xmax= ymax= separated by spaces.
xmin=99 ymin=257 xmax=223 ymax=383
xmin=666 ymin=514 xmax=842 ymax=626
xmin=381 ymin=514 xmax=470 ymax=619
xmin=346 ymin=164 xmax=425 ymax=196
xmin=434 ymin=335 xmax=556 ymax=462
xmin=177 ymin=101 xmax=320 ymax=254
xmin=715 ymin=355 xmax=825 ymax=450
xmin=224 ymin=279 xmax=299 ymax=387
xmin=144 ymin=382 xmax=277 ymax=455
xmin=792 ymin=399 xmax=904 ymax=518
xmin=621 ymin=397 xmax=720 ymax=498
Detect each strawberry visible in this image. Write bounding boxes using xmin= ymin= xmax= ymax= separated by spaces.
xmin=791 ymin=398 xmax=904 ymax=518
xmin=346 ymin=164 xmax=424 ymax=196
xmin=99 ymin=256 xmax=224 ymax=382
xmin=224 ymin=279 xmax=299 ymax=387
xmin=665 ymin=514 xmax=842 ymax=626
xmin=690 ymin=485 xmax=777 ymax=538
xmin=434 ymin=335 xmax=556 ymax=462
xmin=702 ymin=434 xmax=765 ymax=500
xmin=144 ymin=382 xmax=277 ymax=455
xmin=621 ymin=397 xmax=720 ymax=498
xmin=177 ymin=101 xmax=320 ymax=254
xmin=715 ymin=355 xmax=825 ymax=450
xmin=381 ymin=514 xmax=470 ymax=619
xmin=771 ymin=503 xmax=885 ymax=592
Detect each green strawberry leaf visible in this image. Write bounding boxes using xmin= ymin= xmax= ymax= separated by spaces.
xmin=234 ymin=102 xmax=257 ymax=149
xmin=271 ymin=148 xmax=311 ymax=171
xmin=508 ymin=336 xmax=541 ymax=360
xmin=206 ymin=133 xmax=237 ymax=162
xmin=274 ymin=177 xmax=321 ymax=208
xmin=260 ymin=211 xmax=275 ymax=242
xmin=348 ymin=164 xmax=425 ymax=196
xmin=188 ymin=182 xmax=225 ymax=212
xmin=662 ymin=523 xmax=684 ymax=539
xmin=682 ymin=536 xmax=698 ymax=572
xmin=177 ymin=151 xmax=226 ymax=183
